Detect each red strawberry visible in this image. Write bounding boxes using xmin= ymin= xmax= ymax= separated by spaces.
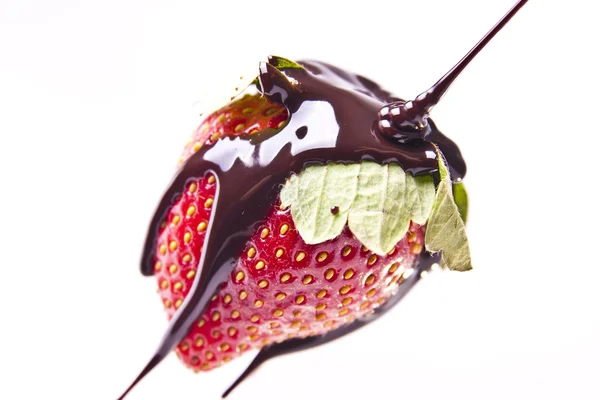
xmin=122 ymin=0 xmax=529 ymax=390
xmin=177 ymin=93 xmax=288 ymax=165
xmin=154 ymin=92 xmax=426 ymax=372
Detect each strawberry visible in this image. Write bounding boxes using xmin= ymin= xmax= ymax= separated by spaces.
xmin=153 ymin=92 xmax=426 ymax=372
xmin=121 ymin=1 xmax=530 ymax=394
xmin=177 ymin=93 xmax=288 ymax=166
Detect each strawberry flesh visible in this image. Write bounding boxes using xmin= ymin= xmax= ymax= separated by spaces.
xmin=179 ymin=93 xmax=287 ymax=165
xmin=154 ymin=91 xmax=425 ymax=370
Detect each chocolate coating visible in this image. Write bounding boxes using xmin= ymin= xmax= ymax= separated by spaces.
xmin=119 ymin=59 xmax=465 ymax=399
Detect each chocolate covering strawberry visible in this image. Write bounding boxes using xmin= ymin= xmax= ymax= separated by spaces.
xmin=119 ymin=1 xmax=527 ymax=398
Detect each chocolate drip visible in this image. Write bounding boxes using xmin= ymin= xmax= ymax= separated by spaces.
xmin=222 ymin=251 xmax=441 ymax=398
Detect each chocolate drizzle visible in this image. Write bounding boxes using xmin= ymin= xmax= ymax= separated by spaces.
xmin=120 ymin=1 xmax=528 ymax=397
xmin=377 ymin=0 xmax=529 ymax=147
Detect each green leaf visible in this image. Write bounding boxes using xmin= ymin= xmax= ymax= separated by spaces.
xmin=280 ymin=162 xmax=435 ymax=255
xmin=268 ymin=56 xmax=304 ymax=70
xmin=280 ymin=164 xmax=359 ymax=244
xmin=424 ymin=153 xmax=473 ymax=271
xmin=453 ymin=182 xmax=469 ymax=224
xmin=251 ymin=56 xmax=304 ymax=88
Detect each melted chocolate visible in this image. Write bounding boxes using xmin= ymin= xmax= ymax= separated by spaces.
xmin=120 ymin=1 xmax=528 ymax=397
xmin=377 ymin=0 xmax=529 ymax=145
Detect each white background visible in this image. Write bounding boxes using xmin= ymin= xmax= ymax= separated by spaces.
xmin=1 ymin=0 xmax=599 ymax=399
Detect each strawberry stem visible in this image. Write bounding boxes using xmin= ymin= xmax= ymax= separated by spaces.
xmin=379 ymin=0 xmax=528 ymax=139
xmin=258 ymin=62 xmax=297 ymax=105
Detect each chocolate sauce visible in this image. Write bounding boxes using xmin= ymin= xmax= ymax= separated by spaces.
xmin=120 ymin=1 xmax=528 ymax=397
xmin=378 ymin=0 xmax=529 ymax=146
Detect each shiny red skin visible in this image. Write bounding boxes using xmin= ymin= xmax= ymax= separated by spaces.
xmin=153 ymin=94 xmax=425 ymax=371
